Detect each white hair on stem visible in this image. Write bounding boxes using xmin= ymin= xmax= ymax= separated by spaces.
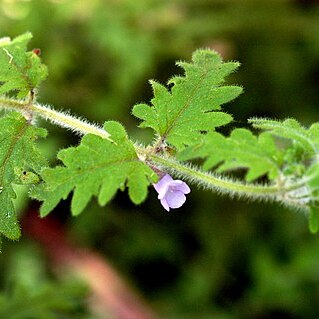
xmin=0 ymin=97 xmax=112 ymax=141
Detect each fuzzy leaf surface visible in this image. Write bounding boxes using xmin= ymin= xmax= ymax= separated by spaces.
xmin=0 ymin=32 xmax=48 ymax=98
xmin=132 ymin=49 xmax=242 ymax=150
xmin=0 ymin=112 xmax=47 ymax=242
xmin=249 ymin=118 xmax=319 ymax=155
xmin=32 ymin=121 xmax=157 ymax=217
xmin=179 ymin=129 xmax=282 ymax=182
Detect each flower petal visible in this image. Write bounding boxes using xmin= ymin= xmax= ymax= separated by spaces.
xmin=153 ymin=174 xmax=173 ymax=194
xmin=157 ymin=183 xmax=169 ymax=200
xmin=170 ymin=180 xmax=191 ymax=194
xmin=160 ymin=197 xmax=170 ymax=211
xmin=165 ymin=190 xmax=186 ymax=209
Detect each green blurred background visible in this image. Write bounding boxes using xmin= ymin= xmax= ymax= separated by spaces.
xmin=1 ymin=0 xmax=319 ymax=318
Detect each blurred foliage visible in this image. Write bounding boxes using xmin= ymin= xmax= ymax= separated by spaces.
xmin=1 ymin=0 xmax=319 ymax=318
xmin=0 ymin=242 xmax=92 ymax=319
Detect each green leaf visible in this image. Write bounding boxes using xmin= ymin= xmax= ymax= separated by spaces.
xmin=32 ymin=121 xmax=157 ymax=217
xmin=179 ymin=129 xmax=282 ymax=182
xmin=305 ymin=164 xmax=319 ymax=191
xmin=0 ymin=32 xmax=48 ymax=98
xmin=0 ymin=112 xmax=47 ymax=242
xmin=309 ymin=206 xmax=319 ymax=234
xmin=249 ymin=118 xmax=319 ymax=155
xmin=132 ymin=49 xmax=242 ymax=150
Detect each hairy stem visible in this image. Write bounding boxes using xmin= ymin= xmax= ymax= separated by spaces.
xmin=0 ymin=96 xmax=308 ymax=205
xmin=140 ymin=151 xmax=308 ymax=204
xmin=147 ymin=153 xmax=279 ymax=198
xmin=0 ymin=97 xmax=111 ymax=140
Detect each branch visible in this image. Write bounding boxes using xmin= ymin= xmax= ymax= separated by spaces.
xmin=0 ymin=97 xmax=111 ymax=140
xmin=141 ymin=150 xmax=309 ymax=207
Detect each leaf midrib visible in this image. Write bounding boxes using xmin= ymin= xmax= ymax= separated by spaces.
xmin=161 ymin=65 xmax=210 ymax=141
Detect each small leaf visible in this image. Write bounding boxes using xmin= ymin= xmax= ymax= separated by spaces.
xmin=309 ymin=206 xmax=319 ymax=234
xmin=0 ymin=32 xmax=48 ymax=98
xmin=306 ymin=164 xmax=319 ymax=191
xmin=32 ymin=121 xmax=157 ymax=217
xmin=132 ymin=49 xmax=242 ymax=150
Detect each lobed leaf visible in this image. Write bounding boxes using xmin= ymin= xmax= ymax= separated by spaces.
xmin=32 ymin=121 xmax=157 ymax=217
xmin=179 ymin=128 xmax=282 ymax=182
xmin=132 ymin=49 xmax=242 ymax=150
xmin=249 ymin=118 xmax=319 ymax=155
xmin=0 ymin=112 xmax=47 ymax=242
xmin=0 ymin=32 xmax=48 ymax=98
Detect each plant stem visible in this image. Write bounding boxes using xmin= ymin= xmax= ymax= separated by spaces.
xmin=146 ymin=152 xmax=280 ymax=199
xmin=0 ymin=96 xmax=308 ymax=205
xmin=0 ymin=97 xmax=111 ymax=140
xmin=147 ymin=153 xmax=314 ymax=208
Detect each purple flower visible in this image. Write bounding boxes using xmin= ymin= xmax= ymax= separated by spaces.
xmin=153 ymin=174 xmax=191 ymax=211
